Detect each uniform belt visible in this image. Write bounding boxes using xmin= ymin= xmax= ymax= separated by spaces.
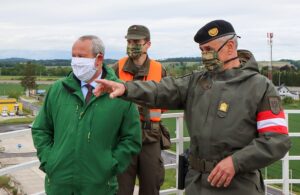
xmin=141 ymin=121 xmax=160 ymax=130
xmin=189 ymin=155 xmax=218 ymax=173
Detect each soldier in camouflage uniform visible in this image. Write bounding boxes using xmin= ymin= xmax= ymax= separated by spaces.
xmin=94 ymin=20 xmax=291 ymax=195
xmin=112 ymin=25 xmax=167 ymax=195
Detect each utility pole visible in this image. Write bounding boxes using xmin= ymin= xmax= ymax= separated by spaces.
xmin=267 ymin=32 xmax=273 ymax=81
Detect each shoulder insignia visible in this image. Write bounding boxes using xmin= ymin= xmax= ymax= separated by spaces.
xmin=269 ymin=96 xmax=281 ymax=115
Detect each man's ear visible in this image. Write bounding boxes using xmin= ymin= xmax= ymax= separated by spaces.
xmin=227 ymin=40 xmax=235 ymax=55
xmin=147 ymin=41 xmax=151 ymax=48
xmin=95 ymin=53 xmax=104 ymax=68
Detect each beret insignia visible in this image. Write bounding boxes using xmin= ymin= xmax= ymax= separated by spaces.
xmin=208 ymin=27 xmax=219 ymax=37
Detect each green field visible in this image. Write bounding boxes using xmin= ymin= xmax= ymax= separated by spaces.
xmin=0 ymin=83 xmax=50 ymax=96
xmin=0 ymin=117 xmax=35 ymax=126
xmin=0 ymin=75 xmax=62 ymax=81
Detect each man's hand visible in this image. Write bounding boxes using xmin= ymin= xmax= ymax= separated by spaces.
xmin=207 ymin=156 xmax=235 ymax=188
xmin=94 ymin=79 xmax=126 ymax=98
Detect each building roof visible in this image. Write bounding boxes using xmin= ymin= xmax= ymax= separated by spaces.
xmin=0 ymin=98 xmax=17 ymax=104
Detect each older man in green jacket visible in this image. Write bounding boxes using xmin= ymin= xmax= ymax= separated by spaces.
xmin=94 ymin=20 xmax=291 ymax=195
xmin=31 ymin=35 xmax=142 ymax=195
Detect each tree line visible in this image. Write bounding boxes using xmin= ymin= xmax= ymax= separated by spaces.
xmin=261 ymin=68 xmax=300 ymax=86
xmin=1 ymin=58 xmax=300 ymax=86
xmin=0 ymin=58 xmax=117 ymax=67
xmin=0 ymin=63 xmax=72 ymax=77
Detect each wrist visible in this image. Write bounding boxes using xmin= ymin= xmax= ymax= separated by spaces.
xmin=122 ymin=83 xmax=128 ymax=96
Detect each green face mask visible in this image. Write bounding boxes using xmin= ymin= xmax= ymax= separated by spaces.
xmin=201 ymin=50 xmax=224 ymax=72
xmin=201 ymin=34 xmax=237 ymax=72
xmin=127 ymin=44 xmax=144 ymax=59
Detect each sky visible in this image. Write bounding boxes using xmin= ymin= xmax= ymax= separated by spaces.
xmin=0 ymin=0 xmax=299 ymax=60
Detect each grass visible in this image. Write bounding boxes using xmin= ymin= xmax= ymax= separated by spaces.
xmin=0 ymin=83 xmax=50 ymax=96
xmin=283 ymin=101 xmax=300 ymax=109
xmin=0 ymin=176 xmax=10 ymax=188
xmin=161 ymin=169 xmax=177 ymax=193
xmin=0 ymin=117 xmax=35 ymax=126
xmin=0 ymin=76 xmax=23 ymax=80
xmin=0 ymin=176 xmax=18 ymax=194
xmin=0 ymin=75 xmax=61 ymax=81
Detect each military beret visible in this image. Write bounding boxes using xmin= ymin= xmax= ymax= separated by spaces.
xmin=194 ymin=20 xmax=236 ymax=44
xmin=125 ymin=25 xmax=150 ymax=40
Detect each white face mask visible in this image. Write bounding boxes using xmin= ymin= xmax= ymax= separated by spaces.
xmin=71 ymin=57 xmax=97 ymax=82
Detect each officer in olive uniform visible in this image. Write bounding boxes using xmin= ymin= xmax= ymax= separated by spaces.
xmin=112 ymin=25 xmax=167 ymax=195
xmin=94 ymin=20 xmax=291 ymax=195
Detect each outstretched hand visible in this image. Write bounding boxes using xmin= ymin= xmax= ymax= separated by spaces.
xmin=93 ymin=79 xmax=126 ymax=98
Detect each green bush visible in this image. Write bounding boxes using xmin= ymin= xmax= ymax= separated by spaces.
xmin=8 ymin=90 xmax=22 ymax=99
xmin=283 ymin=96 xmax=294 ymax=104
xmin=0 ymin=176 xmax=10 ymax=188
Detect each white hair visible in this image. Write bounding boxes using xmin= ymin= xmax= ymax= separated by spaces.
xmin=78 ymin=35 xmax=105 ymax=57
xmin=216 ymin=34 xmax=238 ymax=49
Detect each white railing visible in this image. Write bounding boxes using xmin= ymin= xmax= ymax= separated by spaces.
xmin=0 ymin=110 xmax=299 ymax=195
xmin=264 ymin=110 xmax=300 ymax=195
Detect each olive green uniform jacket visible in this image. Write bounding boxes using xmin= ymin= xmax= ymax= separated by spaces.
xmin=122 ymin=50 xmax=291 ymax=195
xmin=32 ymin=65 xmax=142 ymax=195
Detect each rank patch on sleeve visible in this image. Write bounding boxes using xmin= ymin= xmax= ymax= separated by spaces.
xmin=269 ymin=96 xmax=281 ymax=115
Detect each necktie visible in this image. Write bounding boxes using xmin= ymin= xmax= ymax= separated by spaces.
xmin=85 ymin=84 xmax=93 ymax=104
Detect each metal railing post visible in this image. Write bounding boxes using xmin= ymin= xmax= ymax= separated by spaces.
xmin=175 ymin=115 xmax=184 ymax=195
xmin=282 ymin=112 xmax=290 ymax=195
xmin=282 ymin=153 xmax=290 ymax=195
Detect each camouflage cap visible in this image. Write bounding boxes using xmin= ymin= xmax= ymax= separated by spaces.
xmin=125 ymin=25 xmax=150 ymax=40
xmin=194 ymin=20 xmax=236 ymax=45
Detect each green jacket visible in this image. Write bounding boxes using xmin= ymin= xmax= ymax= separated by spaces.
xmin=32 ymin=65 xmax=142 ymax=195
xmin=123 ymin=50 xmax=291 ymax=195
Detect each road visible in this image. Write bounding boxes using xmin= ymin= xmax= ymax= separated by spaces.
xmin=19 ymin=98 xmax=40 ymax=115
xmin=0 ymin=124 xmax=30 ymax=133
xmin=267 ymin=187 xmax=284 ymax=195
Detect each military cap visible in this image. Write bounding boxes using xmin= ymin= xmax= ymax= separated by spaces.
xmin=194 ymin=20 xmax=236 ymax=44
xmin=125 ymin=25 xmax=150 ymax=40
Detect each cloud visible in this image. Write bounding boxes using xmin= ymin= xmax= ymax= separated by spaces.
xmin=0 ymin=0 xmax=299 ymax=60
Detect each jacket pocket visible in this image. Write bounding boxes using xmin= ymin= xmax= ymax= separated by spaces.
xmin=142 ymin=123 xmax=161 ymax=144
xmin=44 ymin=148 xmax=55 ymax=177
xmin=110 ymin=155 xmax=118 ymax=176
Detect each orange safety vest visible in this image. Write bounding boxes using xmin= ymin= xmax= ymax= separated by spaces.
xmin=118 ymin=57 xmax=162 ymax=122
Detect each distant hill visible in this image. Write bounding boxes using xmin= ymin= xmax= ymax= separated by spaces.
xmin=279 ymin=59 xmax=300 ymax=68
xmin=0 ymin=57 xmax=299 ymax=68
xmin=158 ymin=57 xmax=201 ymax=63
xmin=0 ymin=58 xmax=118 ymax=67
xmin=0 ymin=58 xmax=32 ymax=63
